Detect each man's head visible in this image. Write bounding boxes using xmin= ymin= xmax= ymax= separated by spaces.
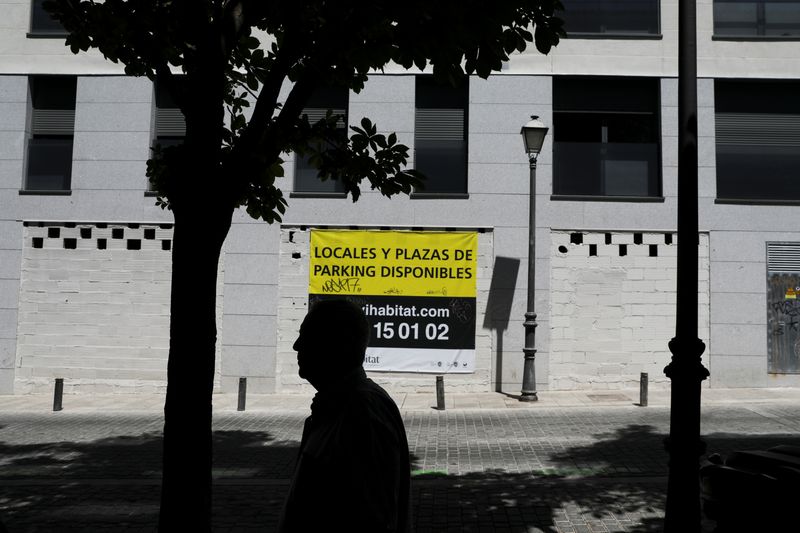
xmin=293 ymin=299 xmax=370 ymax=388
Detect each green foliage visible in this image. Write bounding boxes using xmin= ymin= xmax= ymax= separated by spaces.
xmin=309 ymin=117 xmax=426 ymax=202
xmin=44 ymin=0 xmax=564 ymax=223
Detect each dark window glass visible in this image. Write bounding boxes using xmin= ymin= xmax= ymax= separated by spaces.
xmin=553 ymin=77 xmax=661 ymax=198
xmin=714 ymin=0 xmax=800 ymax=37
xmin=294 ymin=86 xmax=348 ymax=193
xmin=715 ymin=80 xmax=800 ymax=201
xmin=25 ymin=76 xmax=76 ymax=191
xmin=32 ymin=76 xmax=76 ymax=110
xmin=30 ymin=0 xmax=66 ymax=34
xmin=154 ymin=78 xmax=186 ymax=144
xmin=563 ymin=0 xmax=660 ymax=35
xmin=151 ymin=78 xmax=186 ymax=191
xmin=414 ymin=76 xmax=468 ymax=194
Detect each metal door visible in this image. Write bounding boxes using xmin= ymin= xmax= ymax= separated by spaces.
xmin=767 ymin=243 xmax=800 ymax=374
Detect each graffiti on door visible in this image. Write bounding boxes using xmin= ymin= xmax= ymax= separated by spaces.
xmin=768 ymin=274 xmax=800 ymax=374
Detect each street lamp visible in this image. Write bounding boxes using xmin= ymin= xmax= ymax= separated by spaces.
xmin=664 ymin=0 xmax=709 ymax=530
xmin=519 ymin=116 xmax=548 ymax=402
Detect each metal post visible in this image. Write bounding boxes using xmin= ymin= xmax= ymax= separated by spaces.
xmin=435 ymin=375 xmax=445 ymax=410
xmin=53 ymin=378 xmax=63 ymax=412
xmin=640 ymin=372 xmax=648 ymax=407
xmin=520 ymin=154 xmax=538 ymax=401
xmin=664 ymin=0 xmax=710 ymax=530
xmin=237 ymin=377 xmax=247 ymax=412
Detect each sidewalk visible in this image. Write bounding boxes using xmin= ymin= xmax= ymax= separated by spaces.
xmin=2 ymin=388 xmax=799 ymax=531
xmin=2 ymin=386 xmax=800 ymax=413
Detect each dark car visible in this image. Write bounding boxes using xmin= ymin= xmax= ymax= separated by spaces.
xmin=700 ymin=445 xmax=800 ymax=531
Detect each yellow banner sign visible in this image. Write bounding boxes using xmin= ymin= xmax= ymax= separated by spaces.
xmin=309 ymin=230 xmax=477 ymax=298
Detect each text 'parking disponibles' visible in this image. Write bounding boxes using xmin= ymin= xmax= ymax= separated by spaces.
xmin=312 ymin=247 xmax=474 ymax=281
xmin=308 ymin=231 xmax=477 ymax=298
xmin=307 ymin=230 xmax=478 ymax=373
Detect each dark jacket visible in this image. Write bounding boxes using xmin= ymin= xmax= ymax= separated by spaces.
xmin=279 ymin=368 xmax=412 ymax=532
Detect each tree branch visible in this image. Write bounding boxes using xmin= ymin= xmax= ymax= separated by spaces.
xmin=227 ymin=24 xmax=304 ymax=166
xmin=221 ymin=0 xmax=246 ymax=55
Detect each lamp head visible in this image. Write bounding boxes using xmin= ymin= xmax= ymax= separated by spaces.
xmin=521 ymin=115 xmax=549 ymax=156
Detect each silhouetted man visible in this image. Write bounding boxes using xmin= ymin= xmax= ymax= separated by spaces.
xmin=278 ymin=299 xmax=412 ymax=533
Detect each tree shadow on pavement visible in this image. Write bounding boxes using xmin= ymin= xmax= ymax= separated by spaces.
xmin=1 ymin=420 xmax=799 ymax=532
xmin=408 ymin=424 xmax=800 ymax=532
xmin=411 ymin=469 xmax=665 ymax=532
xmin=0 ymin=428 xmax=299 ymax=532
xmin=548 ymin=423 xmax=800 ymax=477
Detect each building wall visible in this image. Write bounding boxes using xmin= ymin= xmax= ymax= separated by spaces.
xmin=697 ymin=77 xmax=800 ymax=388
xmin=0 ymin=74 xmax=173 ymax=394
xmin=549 ymin=231 xmax=710 ymax=390
xmin=16 ymin=222 xmax=173 ymax=393
xmin=14 ymin=221 xmax=225 ymax=393
xmin=2 ymin=0 xmax=800 ymax=393
xmin=3 ymin=69 xmax=798 ymax=394
xmin=0 ymin=75 xmax=26 ymax=393
xmin=220 ymin=215 xmax=280 ymax=394
xmin=5 ymin=0 xmax=800 ymax=80
xmin=273 ymin=74 xmax=551 ymax=394
xmin=708 ymin=230 xmax=800 ymax=388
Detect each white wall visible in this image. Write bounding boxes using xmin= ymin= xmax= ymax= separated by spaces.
xmin=549 ymin=230 xmax=710 ymax=390
xmin=15 ymin=222 xmax=224 ymax=393
xmin=0 ymin=75 xmax=26 ymax=392
xmin=16 ymin=222 xmax=173 ymax=392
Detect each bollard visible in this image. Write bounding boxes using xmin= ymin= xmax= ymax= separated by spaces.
xmin=435 ymin=375 xmax=445 ymax=410
xmin=53 ymin=378 xmax=64 ymax=412
xmin=237 ymin=377 xmax=247 ymax=412
xmin=640 ymin=372 xmax=648 ymax=407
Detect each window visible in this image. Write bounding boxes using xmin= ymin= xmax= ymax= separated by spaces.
xmin=715 ymin=80 xmax=800 ymax=202
xmin=294 ymin=86 xmax=348 ymax=194
xmin=414 ymin=76 xmax=468 ymax=195
xmin=154 ymin=78 xmax=186 ymax=150
xmin=29 ymin=0 xmax=66 ymax=35
xmin=24 ymin=76 xmax=76 ymax=192
xmin=562 ymin=0 xmax=660 ymax=36
xmin=714 ymin=0 xmax=800 ymax=37
xmin=150 ymin=78 xmax=186 ymax=192
xmin=553 ymin=77 xmax=661 ymax=198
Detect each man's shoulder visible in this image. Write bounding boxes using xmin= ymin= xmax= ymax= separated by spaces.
xmin=343 ymin=379 xmax=401 ymax=424
xmin=356 ymin=378 xmax=398 ymax=407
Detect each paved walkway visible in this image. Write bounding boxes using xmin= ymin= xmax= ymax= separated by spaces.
xmin=3 ymin=385 xmax=800 ymax=413
xmin=1 ymin=387 xmax=799 ymax=531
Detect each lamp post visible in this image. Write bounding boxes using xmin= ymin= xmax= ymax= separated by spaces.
xmin=664 ymin=0 xmax=709 ymax=530
xmin=519 ymin=116 xmax=548 ymax=402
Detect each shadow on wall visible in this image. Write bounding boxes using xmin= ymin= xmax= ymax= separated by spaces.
xmin=484 ymin=256 xmax=521 ymax=393
xmin=1 ymin=420 xmax=798 ymax=531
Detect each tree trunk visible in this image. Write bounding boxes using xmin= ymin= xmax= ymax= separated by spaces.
xmin=158 ymin=200 xmax=233 ymax=531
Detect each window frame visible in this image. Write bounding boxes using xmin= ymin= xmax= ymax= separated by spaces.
xmin=153 ymin=77 xmax=186 ymax=146
xmin=561 ymin=0 xmax=662 ymax=39
xmin=714 ymin=79 xmax=800 ymax=204
xmin=22 ymin=75 xmax=76 ymax=194
xmin=411 ymin=75 xmax=470 ymax=198
xmin=27 ymin=0 xmax=68 ymax=37
xmin=712 ymin=0 xmax=800 ymax=40
xmin=551 ymin=76 xmax=663 ymax=201
xmin=147 ymin=78 xmax=187 ymax=195
xmin=290 ymin=86 xmax=349 ymax=198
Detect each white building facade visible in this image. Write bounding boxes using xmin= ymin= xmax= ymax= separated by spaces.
xmin=2 ymin=0 xmax=800 ymax=395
